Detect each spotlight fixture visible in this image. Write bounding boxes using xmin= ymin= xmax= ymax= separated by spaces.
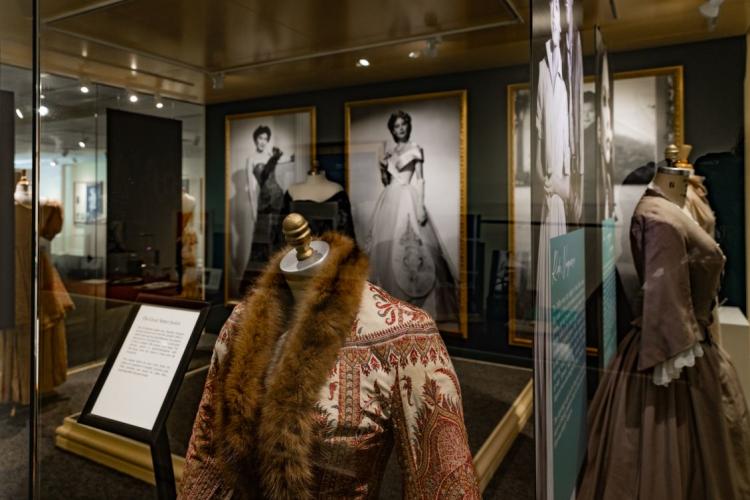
xmin=699 ymin=0 xmax=724 ymax=30
xmin=408 ymin=51 xmax=421 ymax=59
xmin=79 ymin=77 xmax=91 ymax=94
xmin=15 ymin=108 xmax=23 ymax=119
xmin=50 ymin=159 xmax=57 ymax=167
xmin=425 ymin=37 xmax=441 ymax=58
xmin=78 ymin=139 xmax=86 ymax=149
xmin=39 ymin=105 xmax=49 ymax=117
xmin=154 ymin=92 xmax=164 ymax=109
xmin=40 ymin=94 xmax=45 ymax=100
xmin=126 ymin=88 xmax=139 ymax=103
xmin=211 ymin=73 xmax=225 ymax=91
xmin=356 ymin=58 xmax=370 ymax=68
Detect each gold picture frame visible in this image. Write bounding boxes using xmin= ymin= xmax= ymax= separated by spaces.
xmin=224 ymin=106 xmax=317 ymax=304
xmin=507 ymin=65 xmax=684 ymax=350
xmin=344 ymin=90 xmax=469 ymax=338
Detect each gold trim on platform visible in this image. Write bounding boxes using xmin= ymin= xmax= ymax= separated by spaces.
xmin=55 ymin=414 xmax=185 ymax=487
xmin=473 ymin=379 xmax=533 ymax=492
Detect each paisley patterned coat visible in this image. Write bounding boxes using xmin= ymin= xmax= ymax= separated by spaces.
xmin=179 ymin=233 xmax=479 ymax=499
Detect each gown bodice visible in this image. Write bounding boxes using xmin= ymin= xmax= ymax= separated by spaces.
xmin=630 ymin=187 xmax=726 ymax=370
xmin=385 ymin=143 xmax=422 ymax=186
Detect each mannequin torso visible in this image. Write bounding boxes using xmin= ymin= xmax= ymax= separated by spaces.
xmin=280 ymin=240 xmax=330 ymax=302
xmin=287 ymin=172 xmax=342 ymax=202
xmin=650 ymin=165 xmax=689 ymax=208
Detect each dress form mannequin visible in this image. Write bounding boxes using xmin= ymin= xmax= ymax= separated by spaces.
xmin=287 ymin=161 xmax=343 ymax=202
xmin=651 ymin=165 xmax=690 ymax=208
xmin=279 ymin=213 xmax=330 ymax=303
xmin=14 ymin=174 xmax=31 ymax=206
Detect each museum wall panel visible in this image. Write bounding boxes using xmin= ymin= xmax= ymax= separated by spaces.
xmin=204 ymin=35 xmax=746 ymax=365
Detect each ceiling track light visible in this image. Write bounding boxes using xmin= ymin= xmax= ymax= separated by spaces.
xmin=15 ymin=108 xmax=23 ymax=119
xmin=699 ymin=0 xmax=724 ymax=30
xmin=126 ymin=88 xmax=139 ymax=103
xmin=211 ymin=73 xmax=225 ymax=91
xmin=356 ymin=58 xmax=370 ymax=68
xmin=39 ymin=105 xmax=49 ymax=117
xmin=78 ymin=138 xmax=87 ymax=149
xmin=425 ymin=37 xmax=441 ymax=58
xmin=79 ymin=76 xmax=92 ymax=94
xmin=154 ymin=92 xmax=164 ymax=109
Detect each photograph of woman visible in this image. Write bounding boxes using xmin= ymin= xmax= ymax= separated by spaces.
xmin=225 ymin=107 xmax=314 ymax=302
xmin=367 ymin=110 xmax=458 ymax=323
xmin=346 ymin=92 xmax=467 ymax=336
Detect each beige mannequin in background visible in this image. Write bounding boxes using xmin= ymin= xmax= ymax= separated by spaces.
xmin=287 ymin=161 xmax=343 ymax=203
xmin=1 ymin=173 xmax=73 ymax=414
xmin=180 ymin=189 xmax=201 ymax=299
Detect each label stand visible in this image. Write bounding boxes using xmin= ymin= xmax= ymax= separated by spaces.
xmin=78 ymin=300 xmax=209 ymax=500
xmin=151 ymin=428 xmax=176 ymax=500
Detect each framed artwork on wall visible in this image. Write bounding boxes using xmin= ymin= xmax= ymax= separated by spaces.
xmin=344 ymin=90 xmax=468 ymax=338
xmin=507 ymin=65 xmax=684 ymax=349
xmin=224 ymin=106 xmax=316 ymax=303
xmin=74 ymin=181 xmax=104 ymax=225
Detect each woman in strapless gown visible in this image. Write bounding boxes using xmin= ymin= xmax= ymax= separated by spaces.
xmin=365 ymin=110 xmax=459 ymax=324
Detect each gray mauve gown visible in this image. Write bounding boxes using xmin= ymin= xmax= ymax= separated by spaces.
xmin=577 ymin=186 xmax=750 ymax=500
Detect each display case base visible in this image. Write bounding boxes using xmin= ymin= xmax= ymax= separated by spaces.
xmin=55 ymin=379 xmax=533 ymax=494
xmin=55 ymin=414 xmax=185 ymax=487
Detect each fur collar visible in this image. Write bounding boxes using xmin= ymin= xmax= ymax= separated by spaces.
xmin=213 ymin=232 xmax=369 ymax=499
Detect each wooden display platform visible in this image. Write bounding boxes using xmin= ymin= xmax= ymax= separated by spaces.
xmin=55 ymin=380 xmax=533 ymax=494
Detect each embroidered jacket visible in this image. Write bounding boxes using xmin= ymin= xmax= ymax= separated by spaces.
xmin=179 ymin=233 xmax=479 ymax=499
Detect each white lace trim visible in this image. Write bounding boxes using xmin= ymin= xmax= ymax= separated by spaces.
xmin=652 ymin=342 xmax=704 ymax=387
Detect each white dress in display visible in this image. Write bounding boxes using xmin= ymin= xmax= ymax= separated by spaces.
xmin=365 ymin=142 xmax=459 ymax=324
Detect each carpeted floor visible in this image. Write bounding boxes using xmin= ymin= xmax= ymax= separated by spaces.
xmin=0 ymin=350 xmax=534 ymax=499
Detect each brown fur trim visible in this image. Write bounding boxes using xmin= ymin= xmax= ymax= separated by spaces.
xmin=213 ymin=232 xmax=369 ymax=499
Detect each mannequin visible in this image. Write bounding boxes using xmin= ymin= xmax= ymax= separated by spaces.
xmin=2 ymin=172 xmax=72 ymax=409
xmin=180 ymin=189 xmax=200 ymax=299
xmin=13 ymin=173 xmax=31 ymax=206
xmin=281 ymin=161 xmax=356 ymax=239
xmin=650 ymin=164 xmax=689 ymax=208
xmin=287 ymin=161 xmax=343 ymax=202
xmin=577 ymin=147 xmax=750 ymax=498
xmin=181 ymin=219 xmax=479 ymax=499
xmin=279 ymin=213 xmax=330 ymax=303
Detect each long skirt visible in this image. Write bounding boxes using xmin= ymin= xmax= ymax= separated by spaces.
xmin=577 ymin=328 xmax=750 ymax=499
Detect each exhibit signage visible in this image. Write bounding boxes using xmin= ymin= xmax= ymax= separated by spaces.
xmin=80 ymin=303 xmax=208 ymax=439
xmin=90 ymin=305 xmax=201 ymax=429
xmin=550 ymin=228 xmax=587 ymax=500
xmin=601 ymin=218 xmax=617 ymax=367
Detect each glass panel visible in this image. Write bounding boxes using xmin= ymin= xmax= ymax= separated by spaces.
xmin=0 ymin=0 xmax=33 ymax=496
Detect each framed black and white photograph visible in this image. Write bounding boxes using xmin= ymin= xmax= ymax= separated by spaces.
xmin=224 ymin=107 xmax=316 ymax=303
xmin=508 ymin=62 xmax=682 ymax=348
xmin=74 ymin=181 xmax=103 ymax=225
xmin=345 ymin=91 xmax=467 ymax=338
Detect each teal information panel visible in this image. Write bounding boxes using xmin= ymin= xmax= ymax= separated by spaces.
xmin=601 ymin=218 xmax=617 ymax=367
xmin=550 ymin=228 xmax=587 ymax=500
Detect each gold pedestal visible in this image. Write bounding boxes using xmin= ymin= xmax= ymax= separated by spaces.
xmin=55 ymin=414 xmax=185 ymax=487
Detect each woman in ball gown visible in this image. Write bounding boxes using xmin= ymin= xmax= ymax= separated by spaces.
xmin=365 ymin=110 xmax=459 ymax=323
xmin=241 ymin=125 xmax=290 ymax=289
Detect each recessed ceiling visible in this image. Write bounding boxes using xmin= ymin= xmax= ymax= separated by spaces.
xmin=0 ymin=0 xmax=748 ymax=104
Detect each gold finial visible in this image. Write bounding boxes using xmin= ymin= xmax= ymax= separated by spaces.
xmin=283 ymin=213 xmax=314 ymax=261
xmin=308 ymin=159 xmax=320 ymax=176
xmin=665 ymin=144 xmax=679 ymax=164
xmin=675 ymin=144 xmax=693 ymax=169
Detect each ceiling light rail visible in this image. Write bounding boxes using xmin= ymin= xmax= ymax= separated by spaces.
xmin=43 ymin=0 xmax=523 ymax=78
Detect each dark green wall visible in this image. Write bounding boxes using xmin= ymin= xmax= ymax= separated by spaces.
xmin=205 ymin=36 xmax=746 ymax=366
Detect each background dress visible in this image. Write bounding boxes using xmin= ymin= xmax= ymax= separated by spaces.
xmin=577 ymin=186 xmax=750 ymax=500
xmin=1 ymin=201 xmax=73 ymax=404
xmin=365 ymin=142 xmax=459 ymax=324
